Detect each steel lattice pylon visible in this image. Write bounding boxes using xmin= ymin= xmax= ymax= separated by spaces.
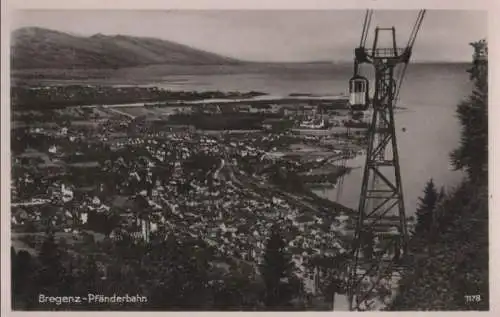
xmin=347 ymin=27 xmax=412 ymax=311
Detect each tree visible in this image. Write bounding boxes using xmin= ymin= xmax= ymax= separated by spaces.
xmin=102 ymin=211 xmax=122 ymax=237
xmin=415 ymin=179 xmax=439 ymax=234
xmin=36 ymin=233 xmax=66 ymax=296
xmin=309 ymin=253 xmax=349 ymax=309
xmin=388 ymin=40 xmax=489 ymax=311
xmin=450 ymin=40 xmax=488 ymax=182
xmin=438 ymin=186 xmax=446 ymax=202
xmin=78 ymin=255 xmax=100 ymax=295
xmin=12 ymin=249 xmax=38 ymax=309
xmin=141 ymin=235 xmax=213 ymax=310
xmin=260 ymin=224 xmax=296 ymax=309
xmin=11 ymin=247 xmax=19 ymax=300
xmin=212 ymin=272 xmax=265 ymax=310
xmin=87 ymin=209 xmax=121 ymax=237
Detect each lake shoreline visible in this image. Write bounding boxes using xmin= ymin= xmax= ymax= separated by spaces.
xmin=12 ymin=84 xmax=350 ymax=111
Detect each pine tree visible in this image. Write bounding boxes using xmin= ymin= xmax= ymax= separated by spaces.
xmin=11 ymin=247 xmax=18 ymax=296
xmin=36 ymin=233 xmax=65 ymax=296
xmin=81 ymin=255 xmax=100 ymax=293
xmin=450 ymin=40 xmax=488 ymax=182
xmin=415 ymin=179 xmax=439 ymax=234
xmin=12 ymin=249 xmax=37 ymax=309
xmin=438 ymin=186 xmax=446 ymax=202
xmin=260 ymin=224 xmax=294 ymax=309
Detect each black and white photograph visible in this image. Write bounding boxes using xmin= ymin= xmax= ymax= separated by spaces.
xmin=4 ymin=7 xmax=489 ymax=312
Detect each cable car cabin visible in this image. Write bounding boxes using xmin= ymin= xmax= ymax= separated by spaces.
xmin=349 ymin=75 xmax=370 ymax=111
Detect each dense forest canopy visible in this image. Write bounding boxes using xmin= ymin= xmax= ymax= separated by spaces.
xmin=388 ymin=40 xmax=488 ymax=311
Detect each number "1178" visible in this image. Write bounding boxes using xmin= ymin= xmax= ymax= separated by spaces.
xmin=464 ymin=295 xmax=481 ymax=303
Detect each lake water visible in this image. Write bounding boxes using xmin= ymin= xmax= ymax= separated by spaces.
xmin=153 ymin=62 xmax=471 ymax=216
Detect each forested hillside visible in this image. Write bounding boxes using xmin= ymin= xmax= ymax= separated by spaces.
xmin=388 ymin=40 xmax=489 ymax=311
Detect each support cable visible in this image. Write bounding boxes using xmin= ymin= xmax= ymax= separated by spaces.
xmin=335 ymin=127 xmax=350 ymax=202
xmin=347 ymin=10 xmax=427 ymax=311
xmin=362 ymin=10 xmax=373 ymax=48
xmin=339 ymin=9 xmax=373 ymax=202
xmin=359 ymin=10 xmax=370 ymax=47
xmin=360 ymin=10 xmax=373 ymax=48
xmin=394 ymin=10 xmax=426 ymax=105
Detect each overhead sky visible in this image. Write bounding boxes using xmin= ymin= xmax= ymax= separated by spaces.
xmin=11 ymin=10 xmax=487 ymax=62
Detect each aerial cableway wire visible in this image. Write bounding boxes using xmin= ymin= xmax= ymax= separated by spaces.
xmin=336 ymin=9 xmax=373 ymax=204
xmin=346 ymin=10 xmax=427 ymax=311
xmin=335 ymin=127 xmax=350 ymax=203
xmin=332 ymin=10 xmax=427 ymax=309
xmin=394 ymin=10 xmax=426 ymax=106
xmin=360 ymin=10 xmax=373 ymax=48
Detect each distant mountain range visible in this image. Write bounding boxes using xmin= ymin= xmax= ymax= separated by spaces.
xmin=11 ymin=27 xmax=466 ymax=72
xmin=11 ymin=27 xmax=242 ymax=69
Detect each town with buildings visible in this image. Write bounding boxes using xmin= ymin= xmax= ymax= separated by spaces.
xmin=8 ymin=9 xmax=489 ymax=313
xmin=11 ymin=85 xmax=378 ymax=304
